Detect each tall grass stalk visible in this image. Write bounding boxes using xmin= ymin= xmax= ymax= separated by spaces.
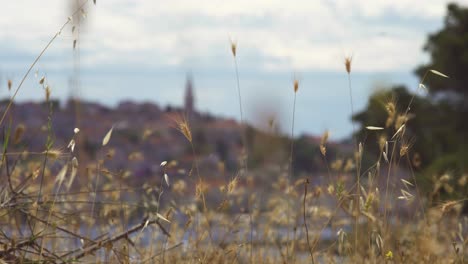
xmin=89 ymin=125 xmax=113 ymax=242
xmin=0 ymin=0 xmax=89 ymax=127
xmin=344 ymin=56 xmax=361 ymax=253
xmin=302 ymin=179 xmax=315 ymax=264
xmin=173 ymin=114 xmax=214 ymax=258
xmin=89 ymin=150 xmax=102 ymax=233
xmin=0 ymin=6 xmax=90 ymax=256
xmin=383 ymin=70 xmax=437 ymax=229
xmin=231 ymin=40 xmax=254 ymax=262
xmin=286 ymin=78 xmax=298 ymax=261
xmin=35 ymin=97 xmax=55 ymax=205
xmin=230 ymin=41 xmax=247 ymax=175
xmin=35 ymin=97 xmax=57 ymax=262
xmin=2 ymin=3 xmax=461 ymax=261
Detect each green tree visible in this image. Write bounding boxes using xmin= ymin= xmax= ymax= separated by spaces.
xmin=415 ymin=3 xmax=468 ymax=98
xmin=353 ymin=86 xmax=460 ymax=171
xmin=353 ymin=3 xmax=468 ymax=200
xmin=415 ymin=3 xmax=468 ymax=145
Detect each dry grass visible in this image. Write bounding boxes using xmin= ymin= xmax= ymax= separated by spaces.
xmin=0 ymin=2 xmax=467 ymax=263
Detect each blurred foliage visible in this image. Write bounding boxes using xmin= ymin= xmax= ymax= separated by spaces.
xmin=353 ymin=86 xmax=459 ymax=169
xmin=415 ymin=3 xmax=468 ymax=99
xmin=354 ymin=3 xmax=468 ymax=201
xmin=415 ymin=3 xmax=468 ymax=164
xmin=245 ymin=125 xmax=334 ymax=175
xmin=294 ymin=135 xmax=337 ymax=173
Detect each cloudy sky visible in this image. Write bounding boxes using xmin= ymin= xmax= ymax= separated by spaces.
xmin=1 ymin=0 xmax=466 ymax=139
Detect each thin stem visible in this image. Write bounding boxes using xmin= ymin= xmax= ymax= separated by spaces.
xmin=66 ymin=217 xmax=170 ymax=261
xmin=36 ymin=152 xmax=49 ymax=209
xmin=289 ymin=93 xmax=297 ymax=169
xmin=347 ymin=74 xmax=357 ymax=135
xmin=89 ymin=148 xmax=102 ymax=237
xmin=233 ymin=50 xmax=253 ymax=263
xmin=347 ymin=72 xmax=360 ymax=253
xmin=2 ymin=126 xmax=15 ymax=193
xmin=303 ymin=179 xmax=315 ymax=264
xmin=190 ymin=142 xmax=215 ymax=246
xmin=39 ymin=163 xmax=69 ymax=260
xmin=145 ymin=167 xmax=167 ymax=260
xmin=286 ymin=91 xmax=297 ymax=261
xmin=234 ymin=59 xmax=244 ymax=127
xmin=191 ymin=143 xmax=204 ymax=211
xmin=406 ymin=154 xmax=427 ymax=222
xmin=383 ymin=70 xmax=430 ymax=231
xmin=233 ymin=57 xmax=248 ymax=175
xmin=0 ymin=1 xmax=88 ymax=127
xmin=234 ymin=57 xmax=247 ymax=162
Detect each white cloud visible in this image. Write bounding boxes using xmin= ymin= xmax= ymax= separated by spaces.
xmin=1 ymin=0 xmax=464 ymax=73
xmin=5 ymin=0 xmax=466 ymax=139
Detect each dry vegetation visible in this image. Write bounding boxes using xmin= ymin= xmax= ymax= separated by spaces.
xmin=1 ymin=1 xmax=467 ymax=263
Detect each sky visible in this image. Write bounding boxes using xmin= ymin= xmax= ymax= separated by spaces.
xmin=1 ymin=0 xmax=467 ymax=139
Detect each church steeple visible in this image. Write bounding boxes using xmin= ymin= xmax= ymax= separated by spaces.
xmin=184 ymin=74 xmax=194 ymax=118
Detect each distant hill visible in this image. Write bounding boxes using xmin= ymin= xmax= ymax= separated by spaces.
xmin=0 ymin=99 xmax=351 ymax=188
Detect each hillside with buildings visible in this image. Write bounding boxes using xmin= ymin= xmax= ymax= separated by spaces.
xmin=1 ymin=76 xmax=349 ymax=192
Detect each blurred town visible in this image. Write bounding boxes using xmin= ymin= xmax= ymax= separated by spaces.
xmin=1 ymin=76 xmax=353 ymax=201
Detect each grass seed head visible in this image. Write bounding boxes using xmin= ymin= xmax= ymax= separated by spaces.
xmin=344 ymin=56 xmax=352 ymax=74
xmin=228 ymin=176 xmax=238 ymax=194
xmin=378 ymin=135 xmax=386 ymax=152
xmin=7 ymin=79 xmax=12 ymax=91
xmin=344 ymin=158 xmax=354 ymax=172
xmin=13 ymin=124 xmax=25 ymax=144
xmin=174 ymin=115 xmax=192 ymax=143
xmin=331 ymin=159 xmax=343 ymax=171
xmin=400 ymin=144 xmax=409 ymax=157
xmin=320 ymin=130 xmax=329 ymax=145
xmin=230 ymin=40 xmax=237 ymax=57
xmin=385 ymin=101 xmax=396 ymax=127
xmin=440 ymin=200 xmax=462 ymax=214
xmin=45 ymin=85 xmax=51 ymax=101
xmin=293 ymin=78 xmax=299 ymax=93
xmin=365 ymin=192 xmax=375 ymax=211
xmin=44 ymin=148 xmax=65 ymax=161
xmin=320 ymin=145 xmax=327 ymax=156
xmin=458 ymin=174 xmax=467 ymax=186
xmin=320 ymin=130 xmax=329 ymax=156
xmin=395 ymin=114 xmax=408 ymax=131
xmin=172 ymin=180 xmax=187 ymax=195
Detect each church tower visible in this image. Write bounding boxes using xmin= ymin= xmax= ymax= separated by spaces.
xmin=184 ymin=74 xmax=195 ymax=118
